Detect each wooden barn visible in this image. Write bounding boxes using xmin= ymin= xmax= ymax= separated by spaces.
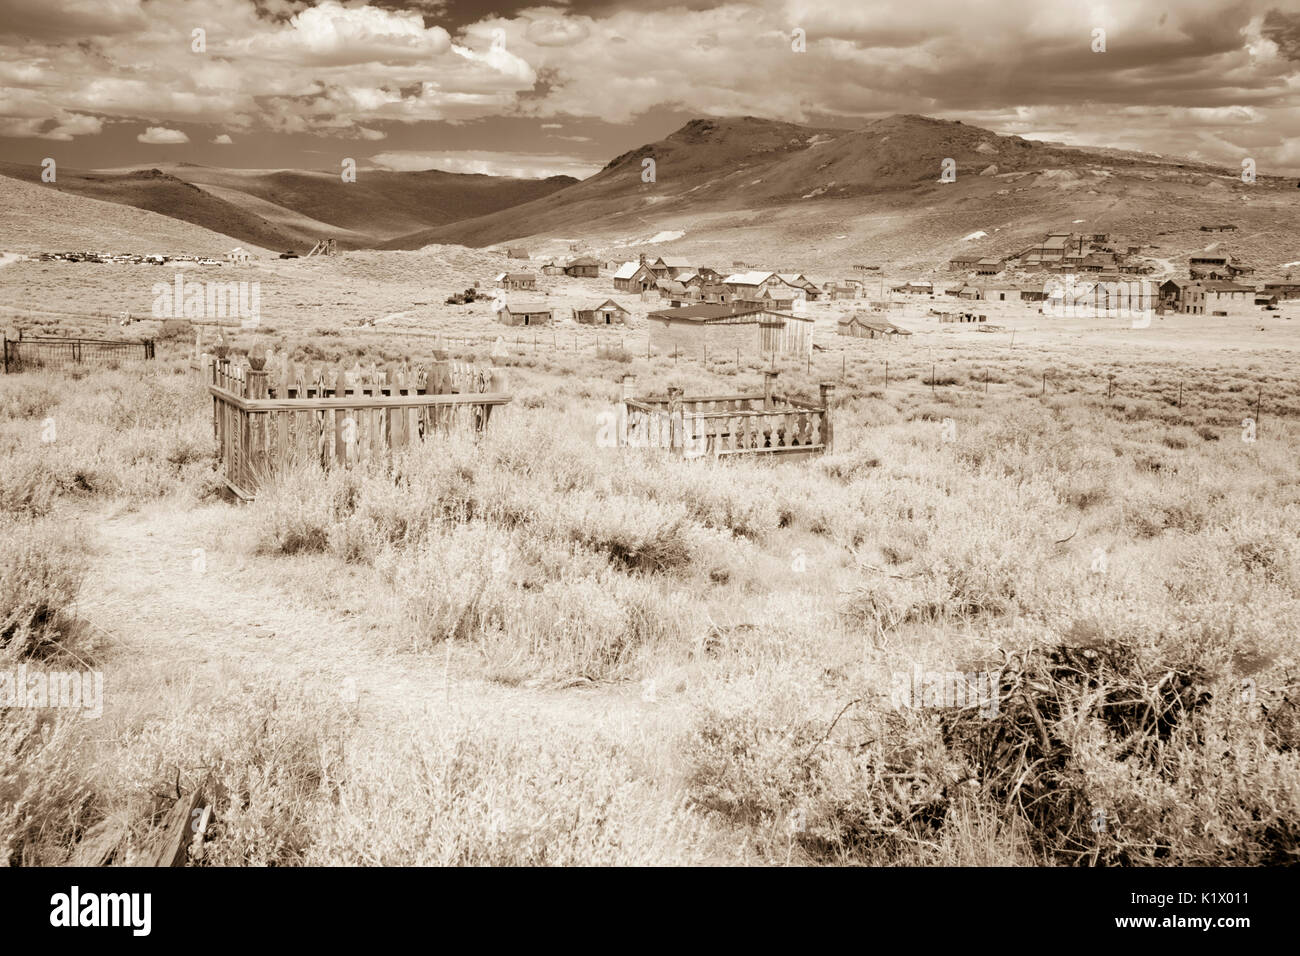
xmin=540 ymin=261 xmax=564 ymax=276
xmin=647 ymin=304 xmax=813 ymax=360
xmin=499 ymin=302 xmax=552 ymax=326
xmin=574 ymin=299 xmax=630 ymax=325
xmin=564 ymin=256 xmax=600 ymax=278
xmin=507 ymin=247 xmax=531 ymax=260
xmin=837 ymin=315 xmax=911 ymax=338
xmin=497 ymin=272 xmax=537 ymax=291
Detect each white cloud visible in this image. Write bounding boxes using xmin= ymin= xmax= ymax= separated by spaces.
xmin=212 ymin=133 xmax=233 ymax=144
xmin=137 ymin=126 xmax=188 ymax=144
xmin=0 ymin=0 xmax=1296 ymax=174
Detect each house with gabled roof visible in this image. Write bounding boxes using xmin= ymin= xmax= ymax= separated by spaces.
xmin=653 ymin=256 xmax=697 ymax=278
xmin=497 ymin=272 xmax=537 ymax=291
xmin=574 ymin=299 xmax=630 ymax=325
xmin=613 ymin=261 xmax=656 ymax=293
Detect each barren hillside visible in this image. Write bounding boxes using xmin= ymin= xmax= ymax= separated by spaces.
xmin=0 ymin=161 xmax=577 ymax=253
xmin=397 ymin=115 xmax=1300 ymax=277
xmin=0 ymin=172 xmax=268 ymax=256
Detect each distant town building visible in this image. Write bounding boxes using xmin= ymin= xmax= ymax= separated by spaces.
xmin=837 ymin=315 xmax=911 ymax=338
xmin=564 ymin=256 xmax=600 ymax=278
xmin=613 ymin=261 xmax=656 ymax=293
xmin=497 ymin=272 xmax=537 ymax=291
xmin=1189 ymin=255 xmax=1252 ymax=280
xmin=499 ymin=302 xmax=552 ymax=326
xmin=574 ymin=299 xmax=630 ymax=325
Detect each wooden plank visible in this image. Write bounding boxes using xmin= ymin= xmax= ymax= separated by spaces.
xmin=338 ymin=405 xmax=348 ymax=465
xmin=135 ymin=786 xmax=206 ymax=867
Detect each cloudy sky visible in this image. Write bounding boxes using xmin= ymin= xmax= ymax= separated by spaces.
xmin=1 ymin=0 xmax=1297 ymax=178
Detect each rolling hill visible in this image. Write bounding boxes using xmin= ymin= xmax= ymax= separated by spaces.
xmin=0 ymin=171 xmax=269 ymax=256
xmin=0 ymin=161 xmax=577 ymax=254
xmin=389 ymin=114 xmax=1300 ymax=277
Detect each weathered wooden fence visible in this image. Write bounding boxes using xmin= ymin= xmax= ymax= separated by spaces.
xmin=2 ymin=333 xmax=155 ymax=372
xmin=206 ymin=356 xmax=511 ymax=500
xmin=619 ymin=371 xmax=833 ymax=459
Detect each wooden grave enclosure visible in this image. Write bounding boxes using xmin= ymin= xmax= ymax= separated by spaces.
xmin=618 ymin=370 xmax=833 ymax=459
xmin=207 ymin=354 xmax=511 ymax=500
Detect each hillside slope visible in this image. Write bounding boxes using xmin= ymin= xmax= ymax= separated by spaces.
xmin=0 ymin=172 xmax=268 ymax=256
xmin=0 ymin=162 xmax=577 ymax=253
xmin=399 ymin=115 xmax=1300 ymax=276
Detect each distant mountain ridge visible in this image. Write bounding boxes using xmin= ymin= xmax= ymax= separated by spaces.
xmin=0 ymin=161 xmax=576 ymax=254
xmin=384 ymin=114 xmax=1298 ymax=276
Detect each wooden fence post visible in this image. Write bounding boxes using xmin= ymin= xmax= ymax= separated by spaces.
xmin=819 ymin=382 xmax=835 ymax=453
xmin=619 ymin=374 xmax=635 ymax=448
xmin=763 ymin=369 xmax=779 ymax=409
xmin=667 ymin=386 xmax=683 ymax=456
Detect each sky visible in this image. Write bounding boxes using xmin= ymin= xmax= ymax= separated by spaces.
xmin=0 ymin=0 xmax=1297 ymax=179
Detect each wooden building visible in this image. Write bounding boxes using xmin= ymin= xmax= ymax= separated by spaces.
xmin=540 ymin=261 xmax=564 ymax=276
xmin=656 ymin=279 xmax=689 ymax=306
xmin=497 ymin=272 xmax=537 ymax=291
xmin=1189 ymin=255 xmax=1252 ymax=280
xmin=564 ymin=256 xmax=600 ymax=278
xmin=507 ymin=247 xmax=531 ymax=260
xmin=1261 ymin=282 xmax=1300 ymax=300
xmin=647 ymin=304 xmax=813 ymax=359
xmin=613 ymin=261 xmax=657 ymax=293
xmin=499 ymin=302 xmax=552 ymax=326
xmin=1201 ymin=280 xmax=1255 ymax=315
xmin=574 ymin=299 xmax=630 ymax=325
xmin=837 ymin=315 xmax=911 ymax=338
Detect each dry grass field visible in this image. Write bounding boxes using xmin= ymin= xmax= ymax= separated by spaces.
xmin=2 ymin=254 xmax=1299 ymax=866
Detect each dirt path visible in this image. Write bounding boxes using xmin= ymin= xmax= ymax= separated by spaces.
xmin=74 ymin=501 xmax=659 ymax=733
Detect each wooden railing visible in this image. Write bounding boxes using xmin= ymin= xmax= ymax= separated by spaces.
xmin=3 ymin=333 xmax=154 ymax=373
xmin=618 ymin=371 xmax=833 ymax=459
xmin=207 ymin=358 xmax=511 ymax=500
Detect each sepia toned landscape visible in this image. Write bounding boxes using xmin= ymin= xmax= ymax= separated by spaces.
xmin=1 ymin=0 xmax=1298 ymax=876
